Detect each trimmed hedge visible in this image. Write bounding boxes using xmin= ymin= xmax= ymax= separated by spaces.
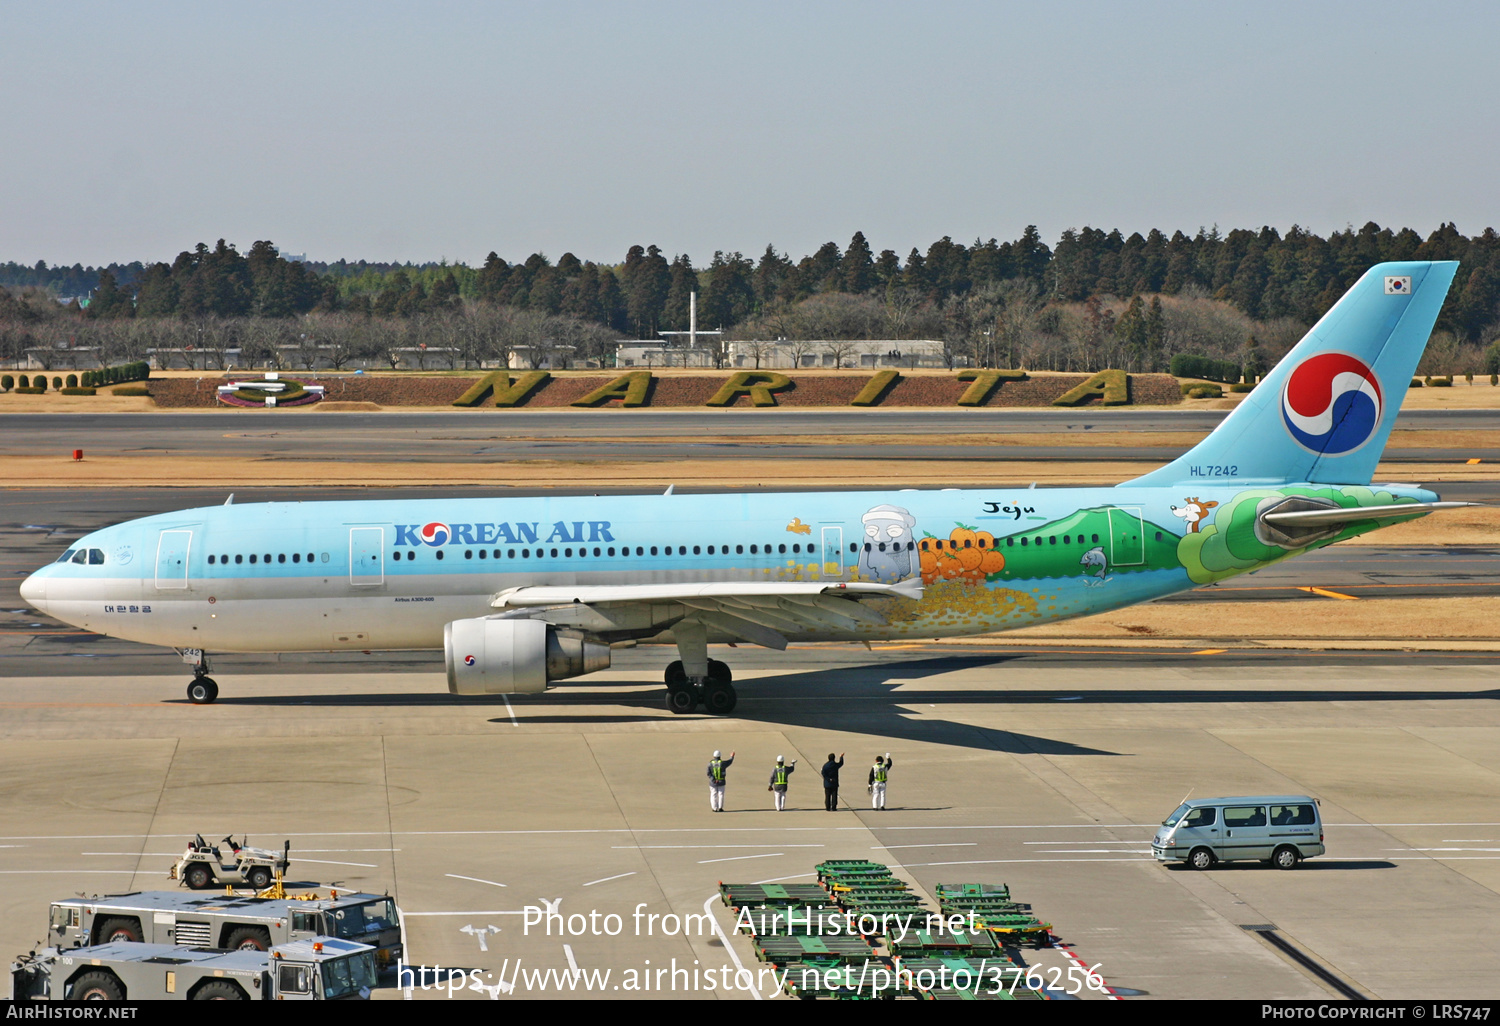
xmin=1427 ymin=376 xmax=1453 ymax=387
xmin=82 ymin=361 xmax=150 ymax=388
xmin=1053 ymin=369 xmax=1129 ymax=406
xmin=1170 ymin=354 xmax=1241 ymax=383
xmin=0 ymin=375 xmax=11 ymax=391
xmin=1186 ymin=384 xmax=1223 ymax=399
xmin=954 ymin=369 xmax=1026 ymax=406
xmin=1229 ymin=383 xmax=1253 ymax=393
xmin=705 ymin=371 xmax=793 ymax=407
xmin=452 ymin=370 xmax=551 ymax=407
xmin=61 ymin=387 xmax=96 ymax=396
xmin=850 ymin=369 xmax=901 ymax=407
xmin=570 ymin=371 xmax=653 ymax=408
xmin=14 ymin=387 xmax=46 ymax=394
xmin=112 ymin=386 xmax=151 ymax=397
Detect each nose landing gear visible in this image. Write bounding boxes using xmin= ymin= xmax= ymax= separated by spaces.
xmin=179 ymin=649 xmax=219 ymax=705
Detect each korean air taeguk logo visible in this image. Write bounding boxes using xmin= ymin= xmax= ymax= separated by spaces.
xmin=1280 ymin=352 xmax=1383 ymax=455
xmin=418 ymin=522 xmax=451 ymax=546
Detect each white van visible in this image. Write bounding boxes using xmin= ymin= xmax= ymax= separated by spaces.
xmin=1152 ymin=795 xmax=1324 ymax=870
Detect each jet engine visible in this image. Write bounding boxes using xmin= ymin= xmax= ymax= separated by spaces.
xmin=444 ymin=618 xmax=611 ymax=695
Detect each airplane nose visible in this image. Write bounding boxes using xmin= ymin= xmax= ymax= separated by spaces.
xmin=19 ymin=572 xmax=45 ymax=609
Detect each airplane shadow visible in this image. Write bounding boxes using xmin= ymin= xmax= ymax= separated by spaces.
xmin=192 ymin=651 xmax=1498 ymax=757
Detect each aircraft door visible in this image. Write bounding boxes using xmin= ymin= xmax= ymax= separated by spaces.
xmin=154 ymin=529 xmax=193 ymax=590
xmin=820 ymin=526 xmax=844 ymax=579
xmin=1107 ymin=507 xmax=1144 ymax=566
xmin=349 ymin=527 xmax=385 ymax=586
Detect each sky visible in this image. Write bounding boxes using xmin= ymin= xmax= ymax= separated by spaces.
xmin=4 ymin=1 xmax=1499 ymax=268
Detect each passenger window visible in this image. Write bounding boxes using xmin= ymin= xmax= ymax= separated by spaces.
xmin=1270 ymin=805 xmax=1315 ymax=826
xmin=466 ymin=550 xmax=474 ymax=559
xmin=549 ymin=548 xmax=557 ymax=558
xmin=249 ymin=554 xmax=257 ymax=564
xmin=778 ymin=544 xmax=786 ymax=554
xmin=478 ymin=549 xmax=487 ymax=559
xmin=1048 ymin=536 xmax=1056 ymax=545
xmin=564 ymin=548 xmax=572 ymax=558
xmin=278 ymin=553 xmax=286 ymax=563
xmin=707 ymin=546 xmax=715 ymax=555
xmin=235 ymin=555 xmax=243 ymax=564
xmin=1182 ymin=808 xmax=1216 ymax=827
xmin=264 ymin=554 xmax=271 ymax=563
xmin=1020 ymin=537 xmax=1028 ymax=546
xmin=208 ymin=555 xmax=216 ymax=564
xmin=507 ymin=550 xmax=515 ymax=559
xmin=293 ymin=553 xmax=301 ymax=563
xmin=750 ymin=545 xmax=758 ymax=554
xmin=1224 ymin=806 xmax=1267 ymax=828
xmin=436 ymin=551 xmax=445 ymax=561
xmin=736 ymin=545 xmax=743 ymax=555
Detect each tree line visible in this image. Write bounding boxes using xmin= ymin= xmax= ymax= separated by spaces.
xmin=4 ymin=222 xmax=1500 ymax=375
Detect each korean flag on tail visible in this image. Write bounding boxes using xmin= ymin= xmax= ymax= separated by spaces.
xmin=1385 ymin=275 xmax=1411 ymax=295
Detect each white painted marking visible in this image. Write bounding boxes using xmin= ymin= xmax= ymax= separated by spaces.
xmin=0 ymin=870 xmax=139 ymax=875
xmin=1385 ymin=847 xmax=1500 ymax=853
xmin=447 ymin=873 xmax=507 ymax=888
xmin=751 ymin=873 xmax=817 ymax=885
xmin=397 ymin=902 xmax=411 ymax=1001
xmin=697 ymin=853 xmax=784 ymax=865
xmin=871 ymin=843 xmax=977 ymax=849
xmin=1039 ymin=849 xmax=1154 ymax=855
xmin=902 ymin=858 xmax=1155 ymax=867
xmin=563 ymin=943 xmax=579 ymax=978
xmin=702 ymin=893 xmax=763 ymax=1002
xmin=503 ymin=695 xmax=518 ymax=727
xmin=295 ymin=858 xmax=378 ymax=868
xmin=1023 ymin=840 xmax=1145 ymax=845
xmin=402 ymin=910 xmax=530 ymax=917
xmin=582 ymin=872 xmax=636 ymax=887
xmin=1442 ymin=840 xmax=1495 ymax=843
xmin=612 ymin=844 xmax=824 ymax=850
xmin=81 ymin=852 xmax=181 ymax=857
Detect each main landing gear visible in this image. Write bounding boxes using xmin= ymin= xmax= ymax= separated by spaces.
xmin=180 ymin=649 xmax=219 ymax=705
xmin=664 ymin=660 xmax=736 ymax=716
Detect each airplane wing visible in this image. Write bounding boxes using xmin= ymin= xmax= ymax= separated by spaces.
xmin=489 ymin=578 xmax=924 ymax=650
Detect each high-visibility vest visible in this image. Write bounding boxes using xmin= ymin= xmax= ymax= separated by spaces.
xmin=710 ymin=760 xmax=724 ymax=783
xmin=874 ymin=764 xmax=887 ymax=783
xmin=774 ymin=767 xmax=788 ymax=787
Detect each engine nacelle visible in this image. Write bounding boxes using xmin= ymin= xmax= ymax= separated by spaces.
xmin=445 ymin=618 xmax=611 ymax=696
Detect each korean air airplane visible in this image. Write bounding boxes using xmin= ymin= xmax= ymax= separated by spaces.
xmin=18 ymin=262 xmax=1476 ymax=713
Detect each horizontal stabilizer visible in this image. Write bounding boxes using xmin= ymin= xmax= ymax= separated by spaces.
xmin=1261 ymin=501 xmax=1480 ymax=527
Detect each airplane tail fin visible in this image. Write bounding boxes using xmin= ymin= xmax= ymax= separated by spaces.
xmin=1124 ymin=260 xmax=1459 ymax=488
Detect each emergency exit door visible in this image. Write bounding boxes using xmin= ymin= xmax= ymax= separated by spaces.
xmin=154 ymin=529 xmax=193 ymax=590
xmin=1107 ymin=507 xmax=1145 ymax=566
xmin=820 ymin=526 xmax=844 ymax=578
xmin=348 ymin=527 xmax=385 ymax=586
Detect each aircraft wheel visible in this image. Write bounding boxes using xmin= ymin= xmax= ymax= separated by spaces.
xmin=183 ymin=862 xmax=214 ymax=890
xmin=187 ymin=677 xmax=218 ymax=705
xmin=703 ymin=682 xmax=737 ymax=716
xmin=664 ymin=661 xmax=686 ymax=686
xmin=665 ymin=685 xmax=697 ymax=714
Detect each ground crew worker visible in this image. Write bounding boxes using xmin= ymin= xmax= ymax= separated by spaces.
xmin=768 ymin=755 xmax=796 ymax=812
xmin=706 ymin=750 xmax=735 ymax=812
xmin=868 ymin=753 xmax=893 ymax=810
xmin=821 ymin=752 xmax=845 ymax=811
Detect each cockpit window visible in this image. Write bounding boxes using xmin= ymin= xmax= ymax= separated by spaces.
xmin=87 ymin=549 xmax=105 ymax=565
xmin=68 ymin=548 xmax=105 ymax=565
xmin=71 ymin=550 xmax=88 ymax=564
xmin=56 ymin=550 xmax=76 ymax=563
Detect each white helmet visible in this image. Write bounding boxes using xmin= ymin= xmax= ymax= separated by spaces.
xmin=776 ymin=755 xmax=784 ymax=763
xmin=713 ymin=751 xmax=721 ymax=759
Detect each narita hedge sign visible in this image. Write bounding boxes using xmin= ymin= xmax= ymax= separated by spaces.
xmin=448 ymin=369 xmax=1152 ymax=409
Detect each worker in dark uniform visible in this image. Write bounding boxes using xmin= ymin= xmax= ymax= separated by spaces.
xmin=821 ymin=752 xmax=845 ymax=811
xmin=706 ymin=749 xmax=735 ymax=812
xmin=768 ymin=755 xmax=796 ymax=812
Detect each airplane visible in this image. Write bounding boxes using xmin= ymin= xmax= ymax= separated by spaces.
xmin=18 ymin=261 xmax=1478 ymax=713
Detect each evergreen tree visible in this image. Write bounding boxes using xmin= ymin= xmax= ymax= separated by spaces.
xmin=841 ymin=231 xmax=875 ymax=293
